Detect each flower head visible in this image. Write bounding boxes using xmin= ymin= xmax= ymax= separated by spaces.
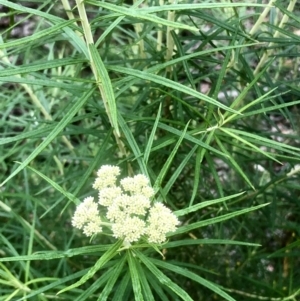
xmin=146 ymin=203 xmax=180 ymax=244
xmin=98 ymin=186 xmax=122 ymax=207
xmin=112 ymin=216 xmax=146 ymax=243
xmin=106 ymin=197 xmax=128 ymax=223
xmin=72 ymin=165 xmax=179 ymax=245
xmin=82 ymin=219 xmax=103 ymax=237
xmin=72 ymin=196 xmax=102 ymax=236
xmin=93 ymin=165 xmax=120 ymax=190
xmin=121 ymin=174 xmax=154 ymax=198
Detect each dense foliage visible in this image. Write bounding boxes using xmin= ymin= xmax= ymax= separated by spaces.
xmin=0 ymin=0 xmax=299 ymax=300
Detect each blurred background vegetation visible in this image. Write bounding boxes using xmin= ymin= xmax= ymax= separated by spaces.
xmin=0 ymin=0 xmax=299 ymax=300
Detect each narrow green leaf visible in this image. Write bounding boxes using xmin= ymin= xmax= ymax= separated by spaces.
xmin=211 ymin=34 xmax=236 ymax=100
xmin=0 ymin=87 xmax=95 ymax=186
xmin=215 ymin=136 xmax=255 ymax=189
xmin=224 ymin=87 xmax=278 ymax=124
xmin=223 ymin=60 xmax=275 ymax=121
xmin=0 ymin=244 xmax=111 ymax=262
xmin=135 ymin=260 xmax=155 ymax=301
xmin=25 ymin=165 xmax=79 ymax=204
xmin=274 ymin=1 xmax=300 ymax=25
xmin=112 ymin=271 xmax=131 ymax=301
xmin=162 ymin=144 xmax=197 ymax=197
xmin=222 ymin=127 xmax=300 ymax=157
xmin=190 ymin=130 xmax=215 ymax=206
xmin=171 ymin=31 xmax=195 ymax=89
xmin=89 ymin=44 xmax=119 ymax=136
xmin=118 ymin=113 xmax=148 ymax=176
xmin=152 ymin=259 xmax=236 ymax=301
xmin=219 ymin=128 xmax=280 ymax=163
xmin=136 ymin=251 xmax=193 ymax=301
xmin=76 ymin=271 xmax=112 ymax=301
xmin=127 ymin=251 xmax=144 ymax=301
xmin=153 ymin=122 xmax=190 ymax=193
xmin=0 ymin=126 xmax=52 ymax=145
xmin=109 ymin=66 xmax=240 ymax=114
xmin=143 ymin=104 xmax=162 ymax=165
xmin=158 ymin=122 xmax=227 ymax=158
xmin=0 ymin=19 xmax=76 ymax=50
xmin=205 ymin=151 xmax=225 ymax=198
xmin=173 ymin=203 xmax=269 ymax=235
xmin=144 ymin=269 xmax=169 ymax=301
xmin=0 ymin=58 xmax=87 ymax=77
xmin=0 ymin=114 xmax=95 ymax=145
xmin=95 ymin=0 xmax=145 ymax=47
xmin=164 ymin=239 xmax=261 ymax=249
xmin=133 ymin=2 xmax=266 ymax=12
xmin=14 ymin=269 xmax=88 ymax=301
xmin=57 ymin=240 xmax=123 ymax=294
xmin=86 ymin=0 xmax=198 ymax=32
xmin=0 ymin=0 xmax=88 ymax=56
xmin=72 ymin=129 xmax=114 ymax=197
xmin=268 ymin=240 xmax=300 ymax=258
xmin=0 ymin=0 xmax=67 ymax=23
xmin=0 ymin=76 xmax=85 ymax=91
xmin=239 ymin=99 xmax=300 ymax=119
xmin=146 ymin=43 xmax=259 ymax=75
xmin=175 ymin=192 xmax=245 ymax=217
xmin=98 ymin=255 xmax=127 ymax=301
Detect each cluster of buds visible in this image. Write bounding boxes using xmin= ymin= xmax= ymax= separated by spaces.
xmin=72 ymin=165 xmax=179 ymax=244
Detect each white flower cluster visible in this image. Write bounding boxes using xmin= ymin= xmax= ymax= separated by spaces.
xmin=72 ymin=165 xmax=179 ymax=244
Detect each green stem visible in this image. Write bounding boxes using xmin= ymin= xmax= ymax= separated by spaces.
xmin=254 ymin=0 xmax=297 ymax=76
xmin=73 ymin=0 xmax=129 ymax=158
xmin=249 ymin=0 xmax=275 ymax=36
xmin=166 ymin=0 xmax=176 ymax=72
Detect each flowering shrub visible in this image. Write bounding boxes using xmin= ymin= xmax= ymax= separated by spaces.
xmin=72 ymin=165 xmax=179 ymax=244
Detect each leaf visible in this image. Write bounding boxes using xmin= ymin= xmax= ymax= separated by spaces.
xmin=0 ymin=20 xmax=76 ymax=50
xmin=118 ymin=113 xmax=148 ymax=176
xmin=112 ymin=271 xmax=131 ymax=301
xmin=0 ymin=87 xmax=95 ymax=187
xmin=57 ymin=240 xmax=123 ymax=294
xmin=153 ymin=121 xmax=190 ymax=193
xmin=25 ymin=165 xmax=79 ymax=204
xmin=215 ymin=136 xmax=255 ymax=189
xmin=152 ymin=259 xmax=237 ymax=301
xmin=134 ymin=259 xmax=155 ymax=301
xmin=13 ymin=269 xmax=88 ymax=301
xmin=109 ymin=65 xmax=240 ymax=114
xmin=89 ymin=44 xmax=119 ymax=136
xmin=162 ymin=144 xmax=198 ymax=197
xmin=157 ymin=122 xmax=227 ymax=158
xmin=143 ymin=103 xmax=162 ymax=165
xmin=0 ymin=125 xmax=53 ymax=145
xmin=143 ymin=269 xmax=169 ymax=301
xmin=164 ymin=239 xmax=261 ymax=249
xmin=98 ymin=255 xmax=127 ymax=301
xmin=190 ymin=131 xmax=215 ymax=206
xmin=86 ymin=0 xmax=198 ymax=32
xmin=0 ymin=245 xmax=111 ymax=262
xmin=221 ymin=127 xmax=300 ymax=158
xmin=0 ymin=0 xmax=88 ymax=56
xmin=136 ymin=250 xmax=193 ymax=301
xmin=127 ymin=251 xmax=144 ymax=301
xmin=133 ymin=2 xmax=266 ymax=13
xmin=0 ymin=58 xmax=87 ymax=77
xmin=173 ymin=203 xmax=269 ymax=236
xmin=175 ymin=192 xmax=245 ymax=217
xmin=219 ymin=128 xmax=280 ymax=164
